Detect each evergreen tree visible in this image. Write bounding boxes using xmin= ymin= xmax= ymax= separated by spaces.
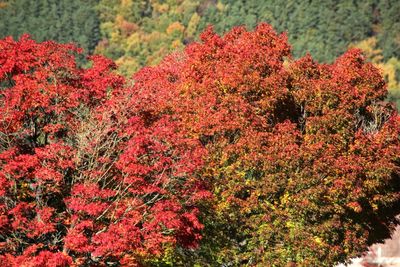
xmin=378 ymin=0 xmax=400 ymax=60
xmin=0 ymin=0 xmax=100 ymax=55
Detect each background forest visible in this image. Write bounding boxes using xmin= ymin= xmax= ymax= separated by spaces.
xmin=0 ymin=0 xmax=399 ymax=106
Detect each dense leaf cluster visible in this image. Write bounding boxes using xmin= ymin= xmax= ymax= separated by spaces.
xmin=0 ymin=34 xmax=208 ymax=266
xmin=133 ymin=24 xmax=400 ymax=266
xmin=0 ymin=24 xmax=400 ymax=266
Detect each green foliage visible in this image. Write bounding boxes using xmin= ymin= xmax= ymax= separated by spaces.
xmin=377 ymin=0 xmax=400 ymax=60
xmin=0 ymin=0 xmax=100 ymax=55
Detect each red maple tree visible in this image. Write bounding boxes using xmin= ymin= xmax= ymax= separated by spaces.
xmin=131 ymin=24 xmax=400 ymax=265
xmin=0 ymin=35 xmax=209 ymax=266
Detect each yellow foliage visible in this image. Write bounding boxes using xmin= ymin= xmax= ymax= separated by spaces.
xmin=314 ymin=236 xmax=324 ymax=246
xmin=152 ymin=2 xmax=169 ymax=13
xmin=121 ymin=0 xmax=132 ymax=8
xmin=99 ymin=21 xmax=116 ymax=38
xmin=350 ymin=37 xmax=383 ymax=63
xmin=96 ymin=0 xmax=203 ymax=75
xmin=166 ymin=21 xmax=185 ymax=35
xmin=216 ymin=1 xmax=225 ymax=11
xmin=351 ymin=37 xmax=400 ymax=105
xmin=115 ymin=14 xmax=125 ymax=27
xmin=116 ymin=56 xmax=140 ymax=77
xmin=126 ymin=32 xmax=141 ymax=51
xmin=380 ymin=58 xmax=400 ymax=92
xmin=280 ymin=191 xmax=290 ymax=206
xmin=187 ymin=13 xmax=200 ymax=38
xmin=145 ymin=31 xmax=164 ymax=43
xmin=171 ymin=39 xmax=183 ymax=49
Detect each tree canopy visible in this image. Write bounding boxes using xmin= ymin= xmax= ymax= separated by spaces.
xmin=1 ymin=24 xmax=400 ymax=266
xmin=0 ymin=34 xmax=208 ymax=266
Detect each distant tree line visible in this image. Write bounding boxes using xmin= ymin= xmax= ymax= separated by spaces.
xmin=0 ymin=0 xmax=100 ymax=56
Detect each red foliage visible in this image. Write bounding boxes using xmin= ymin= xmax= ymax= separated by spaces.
xmin=0 ymin=35 xmax=209 ymax=265
xmin=1 ymin=24 xmax=400 ymax=266
xmin=130 ymin=24 xmax=400 ymax=265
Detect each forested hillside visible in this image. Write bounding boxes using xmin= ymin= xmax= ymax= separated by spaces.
xmin=2 ymin=0 xmax=398 ymax=106
xmin=0 ymin=0 xmax=100 ymax=55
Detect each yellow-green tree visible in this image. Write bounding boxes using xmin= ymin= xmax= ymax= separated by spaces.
xmin=96 ymin=0 xmax=201 ymax=76
xmin=351 ymin=37 xmax=400 ymax=108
